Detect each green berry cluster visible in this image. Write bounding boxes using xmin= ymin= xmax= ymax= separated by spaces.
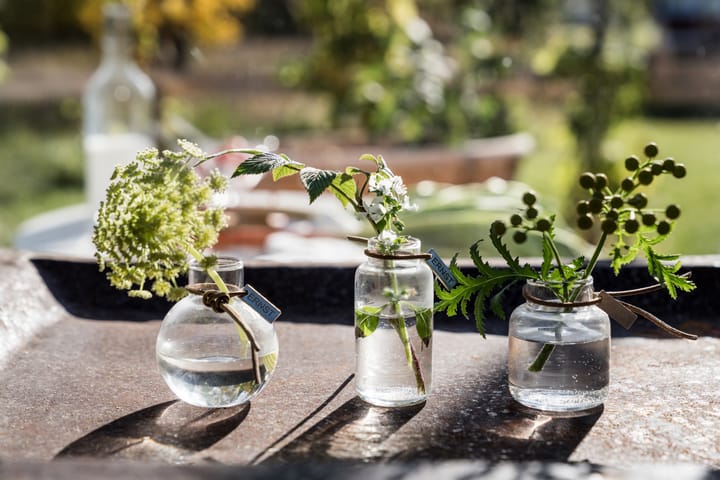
xmin=491 ymin=190 xmax=555 ymax=245
xmin=575 ymin=142 xmax=685 ymax=238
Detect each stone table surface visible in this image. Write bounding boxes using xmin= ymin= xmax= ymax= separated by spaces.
xmin=1 ymin=249 xmax=719 ymax=478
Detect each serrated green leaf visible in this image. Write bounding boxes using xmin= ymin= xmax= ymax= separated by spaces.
xmin=412 ymin=306 xmax=432 ymax=347
xmin=541 ymin=234 xmax=553 ymax=279
xmin=232 ymin=152 xmax=289 ymax=177
xmin=272 ymin=163 xmax=304 ymax=181
xmin=355 ymin=305 xmax=382 ymax=337
xmin=300 ymin=167 xmax=338 ymax=203
xmin=473 ymin=293 xmax=486 ymax=338
xmin=330 ymin=172 xmax=357 ymax=207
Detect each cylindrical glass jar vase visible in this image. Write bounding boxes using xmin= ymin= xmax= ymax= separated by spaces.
xmin=508 ymin=278 xmax=610 ymax=412
xmin=156 ymin=258 xmax=279 ymax=408
xmin=354 ymin=236 xmax=434 ymax=407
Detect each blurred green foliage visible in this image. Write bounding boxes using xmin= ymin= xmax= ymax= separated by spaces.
xmin=0 ymin=28 xmax=7 ymax=82
xmin=282 ymin=0 xmax=514 ymax=145
xmin=0 ymin=129 xmax=84 ymax=245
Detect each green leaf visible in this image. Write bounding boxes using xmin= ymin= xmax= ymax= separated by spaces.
xmin=358 ymin=153 xmax=382 ymax=167
xmin=346 ymin=166 xmax=366 ymax=176
xmin=355 ymin=305 xmax=383 ymax=337
xmin=232 ymin=152 xmax=290 ymax=177
xmin=300 ymin=167 xmax=337 ymax=203
xmin=330 ymin=172 xmax=357 ymax=207
xmin=541 ymin=234 xmax=553 ymax=280
xmin=272 ymin=162 xmax=304 ymax=181
xmin=412 ymin=306 xmax=432 ymax=347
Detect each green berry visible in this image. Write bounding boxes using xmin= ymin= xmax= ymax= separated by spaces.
xmin=666 ymin=204 xmax=681 ymax=219
xmin=644 ymin=142 xmax=659 ymax=158
xmin=536 ymin=218 xmax=552 ymax=232
xmin=513 ymin=231 xmax=527 ymax=244
xmin=522 ymin=191 xmax=537 ymax=206
xmin=650 ymin=161 xmax=664 ymax=175
xmin=610 ymin=195 xmax=624 ymax=209
xmin=576 ymin=201 xmax=590 ymax=215
xmin=510 ymin=214 xmax=523 ymax=226
xmin=577 ymin=215 xmax=593 ymax=230
xmin=673 ymin=164 xmax=687 ymax=178
xmin=491 ymin=220 xmax=507 ymax=236
xmin=621 ymin=177 xmax=635 ymax=192
xmin=526 ymin=207 xmax=538 ymax=219
xmin=625 ymin=219 xmax=639 ymax=234
xmin=601 ymin=218 xmax=618 ymax=234
xmin=657 ymin=220 xmax=671 ymax=235
xmin=638 ymin=169 xmax=654 ymax=185
xmin=642 ymin=213 xmax=656 ymax=226
xmin=579 ymin=172 xmax=596 ymax=189
xmin=662 ymin=157 xmax=675 ymax=171
xmin=625 ymin=155 xmax=640 ymax=171
xmin=594 ymin=173 xmax=608 ymax=190
xmin=588 ymin=197 xmax=603 ymax=214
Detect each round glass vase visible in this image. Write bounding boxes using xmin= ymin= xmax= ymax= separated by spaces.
xmin=156 ymin=258 xmax=279 ymax=408
xmin=354 ymin=236 xmax=434 ymax=407
xmin=508 ymin=278 xmax=610 ymax=412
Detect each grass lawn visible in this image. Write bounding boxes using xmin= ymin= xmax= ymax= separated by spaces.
xmin=515 ymin=104 xmax=720 ymax=255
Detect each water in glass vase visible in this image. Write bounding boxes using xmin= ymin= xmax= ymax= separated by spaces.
xmin=508 ymin=328 xmax=609 ymax=412
xmin=355 ymin=315 xmax=432 ymax=407
xmin=157 ymin=349 xmax=277 ymax=408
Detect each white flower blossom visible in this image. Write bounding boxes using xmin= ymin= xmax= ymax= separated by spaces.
xmin=365 ymin=197 xmax=388 ymax=223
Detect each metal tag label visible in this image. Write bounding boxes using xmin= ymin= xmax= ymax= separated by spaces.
xmin=241 ymin=284 xmax=282 ymax=323
xmin=426 ymin=248 xmax=458 ymax=289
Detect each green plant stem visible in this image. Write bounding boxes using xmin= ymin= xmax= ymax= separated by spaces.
xmin=527 ymin=231 xmax=609 ymax=373
xmin=185 ymin=244 xmax=229 ymax=293
xmin=386 ymin=259 xmax=426 ymax=395
xmin=207 ymin=148 xmax=384 ymax=234
xmin=528 ymin=344 xmax=555 ymax=372
xmin=582 ymin=231 xmax=608 ymax=280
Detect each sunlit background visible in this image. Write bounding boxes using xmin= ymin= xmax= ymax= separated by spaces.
xmin=1 ymin=0 xmax=719 ymax=261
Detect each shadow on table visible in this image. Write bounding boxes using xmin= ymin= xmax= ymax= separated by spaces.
xmin=32 ymin=258 xmax=173 ymax=321
xmin=261 ymin=370 xmax=602 ymax=464
xmin=262 ymin=396 xmax=425 ymax=464
xmin=55 ymin=400 xmax=249 ymax=463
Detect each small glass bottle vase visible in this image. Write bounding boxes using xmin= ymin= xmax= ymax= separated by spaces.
xmin=354 ymin=236 xmax=434 ymax=407
xmin=508 ymin=278 xmax=610 ymax=412
xmin=156 ymin=258 xmax=279 ymax=408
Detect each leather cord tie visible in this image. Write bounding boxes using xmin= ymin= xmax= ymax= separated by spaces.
xmin=347 ymin=235 xmax=433 ymax=260
xmin=185 ymin=283 xmax=263 ymax=384
xmin=521 ymin=272 xmax=697 ymax=341
xmin=363 ymin=249 xmax=433 ymax=261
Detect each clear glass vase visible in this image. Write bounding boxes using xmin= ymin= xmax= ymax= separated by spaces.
xmin=156 ymin=258 xmax=279 ymax=408
xmin=354 ymin=236 xmax=434 ymax=407
xmin=508 ymin=278 xmax=610 ymax=412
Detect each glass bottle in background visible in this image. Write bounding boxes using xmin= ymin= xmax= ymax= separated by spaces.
xmin=82 ymin=3 xmax=156 ymax=215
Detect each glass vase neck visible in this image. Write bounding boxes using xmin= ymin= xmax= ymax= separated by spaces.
xmin=100 ymin=3 xmax=134 ymax=63
xmin=366 ymin=236 xmax=422 ymax=265
xmin=189 ymin=257 xmax=244 ymax=287
xmin=524 ymin=278 xmax=595 ymax=308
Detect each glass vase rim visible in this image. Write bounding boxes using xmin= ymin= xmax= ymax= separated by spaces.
xmin=189 ymin=256 xmax=244 ymax=272
xmin=367 ymin=235 xmax=421 ymax=253
xmin=525 ymin=277 xmax=594 ymax=288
